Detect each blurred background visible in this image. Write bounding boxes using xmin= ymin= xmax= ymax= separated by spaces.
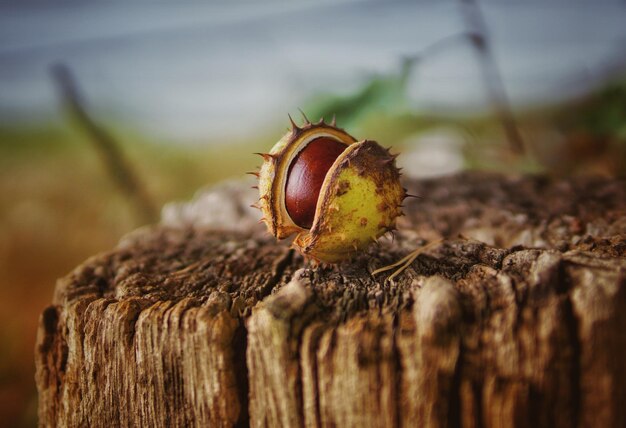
xmin=1 ymin=1 xmax=625 ymax=425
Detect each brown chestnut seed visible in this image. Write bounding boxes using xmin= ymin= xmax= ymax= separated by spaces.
xmin=285 ymin=137 xmax=347 ymax=229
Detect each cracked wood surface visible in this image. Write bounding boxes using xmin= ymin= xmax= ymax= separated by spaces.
xmin=35 ymin=172 xmax=626 ymax=427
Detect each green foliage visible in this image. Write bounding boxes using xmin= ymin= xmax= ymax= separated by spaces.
xmin=304 ymin=58 xmax=626 ymax=177
xmin=305 ymin=58 xmax=415 ymax=129
xmin=555 ymin=77 xmax=626 ymax=137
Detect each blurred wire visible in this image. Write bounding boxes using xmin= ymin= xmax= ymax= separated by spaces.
xmin=50 ymin=64 xmax=157 ymax=224
xmin=460 ymin=0 xmax=526 ymax=153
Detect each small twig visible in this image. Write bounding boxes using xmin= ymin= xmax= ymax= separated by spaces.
xmin=459 ymin=0 xmax=526 ymax=154
xmin=50 ymin=64 xmax=157 ymax=224
xmin=371 ymin=239 xmax=443 ymax=282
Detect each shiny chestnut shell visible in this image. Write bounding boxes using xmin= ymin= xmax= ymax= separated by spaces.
xmin=285 ymin=137 xmax=347 ymax=229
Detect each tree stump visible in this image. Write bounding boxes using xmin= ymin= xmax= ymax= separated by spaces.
xmin=35 ymin=172 xmax=626 ymax=428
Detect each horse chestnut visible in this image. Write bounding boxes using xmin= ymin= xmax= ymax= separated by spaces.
xmin=285 ymin=137 xmax=347 ymax=229
xmin=256 ymin=116 xmax=405 ymax=263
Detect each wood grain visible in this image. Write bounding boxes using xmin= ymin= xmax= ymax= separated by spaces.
xmin=35 ymin=173 xmax=626 ymax=427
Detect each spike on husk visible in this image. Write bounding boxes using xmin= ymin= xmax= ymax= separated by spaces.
xmin=298 ymin=108 xmax=311 ymax=124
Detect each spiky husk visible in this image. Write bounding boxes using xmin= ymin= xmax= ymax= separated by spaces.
xmin=257 ymin=117 xmax=405 ymax=263
xmin=257 ymin=118 xmax=357 ymax=239
xmin=295 ymin=140 xmax=404 ymax=262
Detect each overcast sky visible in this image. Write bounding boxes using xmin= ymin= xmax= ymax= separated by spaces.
xmin=1 ymin=0 xmax=625 ymax=142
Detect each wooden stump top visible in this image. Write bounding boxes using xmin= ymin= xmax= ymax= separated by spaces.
xmin=36 ymin=172 xmax=626 ymax=427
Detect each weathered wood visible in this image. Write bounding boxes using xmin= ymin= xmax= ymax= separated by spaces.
xmin=35 ymin=173 xmax=626 ymax=427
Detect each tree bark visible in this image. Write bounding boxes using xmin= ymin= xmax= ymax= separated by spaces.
xmin=35 ymin=172 xmax=626 ymax=427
